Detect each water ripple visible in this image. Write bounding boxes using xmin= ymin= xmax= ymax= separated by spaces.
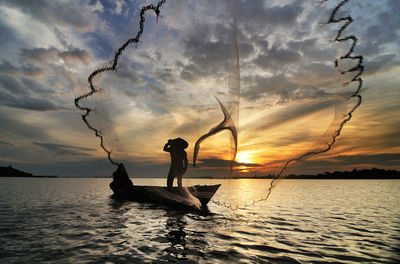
xmin=0 ymin=178 xmax=399 ymax=263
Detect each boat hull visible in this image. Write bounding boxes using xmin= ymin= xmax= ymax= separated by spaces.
xmin=110 ymin=184 xmax=221 ymax=209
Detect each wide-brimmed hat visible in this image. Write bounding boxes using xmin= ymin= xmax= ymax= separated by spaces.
xmin=172 ymin=137 xmax=188 ymax=149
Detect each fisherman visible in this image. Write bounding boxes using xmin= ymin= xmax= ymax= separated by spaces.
xmin=163 ymin=138 xmax=188 ymax=190
xmin=109 ymin=163 xmax=133 ymax=193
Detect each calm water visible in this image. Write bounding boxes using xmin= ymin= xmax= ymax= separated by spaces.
xmin=0 ymin=178 xmax=399 ymax=263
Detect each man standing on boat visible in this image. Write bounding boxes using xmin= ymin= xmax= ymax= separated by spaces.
xmin=163 ymin=138 xmax=188 ymax=190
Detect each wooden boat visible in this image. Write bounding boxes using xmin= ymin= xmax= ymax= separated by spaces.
xmin=110 ymin=164 xmax=219 ymax=210
xmin=110 ymin=184 xmax=221 ymax=210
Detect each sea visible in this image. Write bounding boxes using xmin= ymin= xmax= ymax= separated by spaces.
xmin=0 ymin=177 xmax=399 ymax=264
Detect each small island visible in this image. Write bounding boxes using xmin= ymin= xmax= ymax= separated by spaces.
xmin=0 ymin=165 xmax=57 ymax=178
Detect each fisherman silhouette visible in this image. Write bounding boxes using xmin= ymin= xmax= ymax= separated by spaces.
xmin=108 ymin=139 xmax=202 ymax=209
xmin=163 ymin=138 xmax=188 ymax=190
xmin=109 ymin=163 xmax=133 ymax=193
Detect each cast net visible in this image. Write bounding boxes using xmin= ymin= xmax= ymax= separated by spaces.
xmin=75 ymin=0 xmax=365 ymax=209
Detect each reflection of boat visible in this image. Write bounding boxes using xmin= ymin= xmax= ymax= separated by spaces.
xmin=110 ymin=184 xmax=221 ymax=210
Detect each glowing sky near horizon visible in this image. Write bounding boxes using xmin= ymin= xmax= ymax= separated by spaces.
xmin=0 ymin=0 xmax=399 ymax=177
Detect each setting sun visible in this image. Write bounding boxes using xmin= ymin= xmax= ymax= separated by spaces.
xmin=236 ymin=151 xmax=255 ymax=164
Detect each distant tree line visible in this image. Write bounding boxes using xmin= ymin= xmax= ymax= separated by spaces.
xmin=256 ymin=168 xmax=400 ymax=179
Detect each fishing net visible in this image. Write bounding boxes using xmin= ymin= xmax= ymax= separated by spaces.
xmin=75 ymin=0 xmax=365 ymax=209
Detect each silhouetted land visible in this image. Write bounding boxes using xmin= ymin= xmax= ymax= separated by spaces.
xmin=0 ymin=166 xmax=57 ymax=178
xmin=1 ymin=166 xmax=399 ymax=179
xmin=246 ymin=168 xmax=400 ymax=179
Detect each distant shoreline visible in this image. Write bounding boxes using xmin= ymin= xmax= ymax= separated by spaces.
xmin=201 ymin=168 xmax=400 ymax=179
xmin=1 ymin=166 xmax=399 ymax=179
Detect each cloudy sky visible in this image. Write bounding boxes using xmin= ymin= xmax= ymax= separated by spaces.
xmin=0 ymin=0 xmax=399 ymax=177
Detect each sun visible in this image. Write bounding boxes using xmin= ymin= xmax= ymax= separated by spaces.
xmin=235 ymin=151 xmax=254 ymax=164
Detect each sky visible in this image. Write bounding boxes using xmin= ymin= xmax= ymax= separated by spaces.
xmin=0 ymin=0 xmax=399 ymax=177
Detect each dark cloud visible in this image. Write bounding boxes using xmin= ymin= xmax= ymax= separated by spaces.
xmin=287 ymin=38 xmax=333 ymax=62
xmin=372 ymin=9 xmax=400 ymax=45
xmin=122 ymin=80 xmax=171 ymax=115
xmin=178 ymin=1 xmax=340 ymax=103
xmin=19 ymin=64 xmax=44 ymax=77
xmin=5 ymin=158 xmax=112 ymax=177
xmin=238 ymin=0 xmax=304 ymax=32
xmin=124 ymin=81 xmax=166 ymax=99
xmin=0 ymin=90 xmax=61 ymax=111
xmin=198 ymin=158 xmax=262 ymax=168
xmin=236 ymin=0 xmax=400 ymax=104
xmin=350 ymin=2 xmax=400 ymax=75
xmin=0 ymin=75 xmax=26 ymax=94
xmin=113 ymin=61 xmax=143 ymax=85
xmin=268 ymin=131 xmax=314 ymax=148
xmin=180 ymin=63 xmax=206 ymax=83
xmin=0 ymin=112 xmax=48 ymax=139
xmin=0 ymin=60 xmax=19 ymax=75
xmin=146 ymin=82 xmax=166 ymax=96
xmin=0 ymin=140 xmax=14 ymax=146
xmin=21 ymin=47 xmax=90 ymax=65
xmin=0 ymin=74 xmax=60 ymax=111
xmin=21 ymin=47 xmax=58 ymax=64
xmin=20 ymin=78 xmax=51 ymax=94
xmin=33 ymin=142 xmax=94 ymax=156
xmin=355 ymin=1 xmax=400 ymax=60
xmin=334 ymin=153 xmax=400 ymax=166
xmin=0 ymin=18 xmax=18 ymax=48
xmin=58 ymin=48 xmax=90 ymax=65
xmin=241 ymin=75 xmax=296 ymax=101
xmin=253 ymin=46 xmax=302 ymax=70
xmin=173 ymin=117 xmax=215 ymax=135
xmin=298 ymin=153 xmax=400 ymax=170
xmin=300 ymin=63 xmax=336 ymax=80
xmin=1 ymin=73 xmax=36 ymax=93
xmin=337 ymin=121 xmax=400 ymax=153
xmin=2 ymin=0 xmax=95 ymax=31
xmin=183 ymin=31 xmax=233 ymax=75
xmin=364 ymin=53 xmax=399 ymax=76
xmin=241 ymin=64 xmax=337 ymax=103
xmin=254 ymin=99 xmax=333 ymax=131
xmin=181 ymin=21 xmax=254 ymax=82
xmin=152 ymin=69 xmax=177 ymax=85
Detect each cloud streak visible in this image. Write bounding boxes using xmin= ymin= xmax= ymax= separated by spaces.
xmin=21 ymin=47 xmax=90 ymax=65
xmin=2 ymin=0 xmax=97 ymax=31
xmin=33 ymin=142 xmax=94 ymax=156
